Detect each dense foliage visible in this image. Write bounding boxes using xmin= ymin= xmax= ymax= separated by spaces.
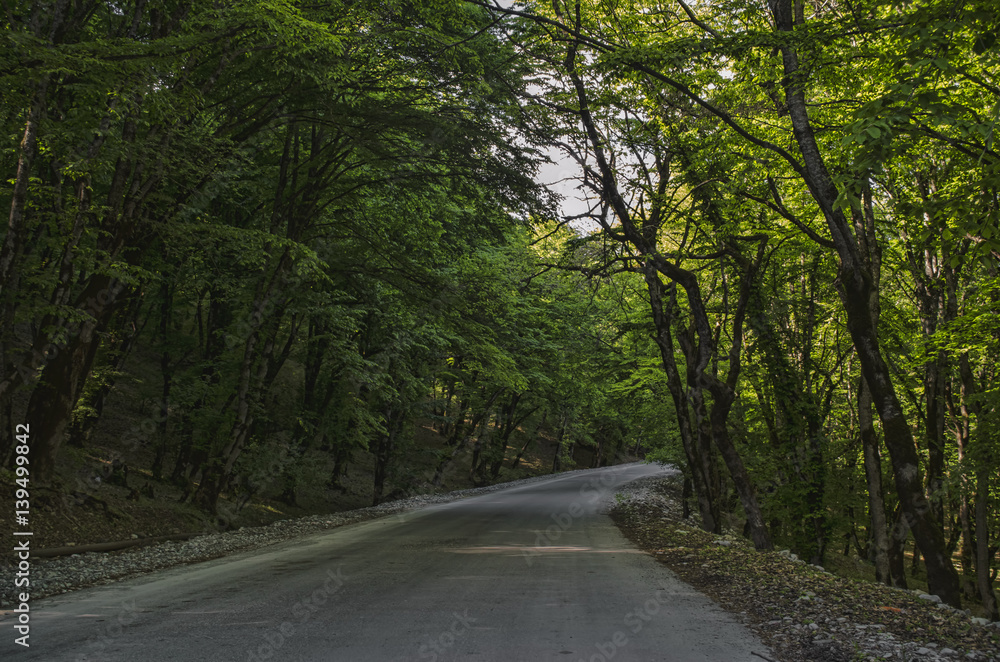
xmin=2 ymin=0 xmax=998 ymax=615
xmin=0 ymin=1 xmax=647 ymax=512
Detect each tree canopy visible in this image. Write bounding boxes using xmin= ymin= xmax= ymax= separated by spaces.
xmin=2 ymin=0 xmax=999 ymax=615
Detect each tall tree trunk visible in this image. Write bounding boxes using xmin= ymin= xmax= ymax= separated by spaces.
xmin=564 ymin=18 xmax=770 ymax=548
xmin=911 ymin=173 xmax=955 ymax=533
xmin=27 ymin=275 xmax=126 ymax=484
xmin=68 ymin=294 xmax=145 ymax=448
xmin=172 ymin=288 xmax=229 ymax=483
xmin=771 ymin=0 xmax=960 ymax=603
xmin=859 ymin=374 xmax=892 ymax=585
xmin=644 ymin=268 xmax=721 ymax=534
xmin=923 ymin=351 xmax=947 ymax=529
xmin=152 ymin=282 xmax=174 ymax=479
xmin=0 ymin=78 xmax=48 ymax=300
xmin=959 ymin=350 xmax=999 ymax=618
xmin=511 ymin=409 xmax=546 ymax=470
xmin=197 ymin=301 xmax=296 ymax=513
xmin=373 ymin=407 xmax=405 ymax=505
xmin=887 ymin=506 xmax=910 ymax=590
xmin=700 ymin=242 xmax=772 ymax=551
xmin=707 ymin=384 xmax=771 ymax=550
xmin=958 ymin=490 xmax=977 ymax=601
xmin=488 ymin=401 xmax=537 ymax=480
xmin=551 ymin=411 xmax=568 ymax=474
xmin=432 ymin=389 xmax=502 ymax=487
xmin=197 ymin=212 xmax=307 ymax=510
xmin=975 ymin=468 xmax=998 ymax=620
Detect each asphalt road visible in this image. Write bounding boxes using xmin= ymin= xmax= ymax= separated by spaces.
xmin=2 ymin=463 xmax=774 ymax=661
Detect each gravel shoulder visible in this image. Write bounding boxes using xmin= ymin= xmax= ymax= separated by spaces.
xmin=611 ymin=473 xmax=1000 ymax=662
xmin=0 ymin=464 xmax=623 ymax=608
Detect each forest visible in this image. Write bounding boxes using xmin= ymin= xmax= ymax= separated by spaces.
xmin=1 ymin=0 xmax=998 ymax=618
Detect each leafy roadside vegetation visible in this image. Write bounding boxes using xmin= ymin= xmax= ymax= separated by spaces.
xmin=2 ymin=0 xmax=1000 ymax=621
xmin=0 ymin=1 xmax=661 ymax=545
xmin=485 ymin=0 xmax=1000 ymax=616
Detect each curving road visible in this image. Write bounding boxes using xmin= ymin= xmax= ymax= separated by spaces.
xmin=2 ymin=463 xmax=774 ymax=661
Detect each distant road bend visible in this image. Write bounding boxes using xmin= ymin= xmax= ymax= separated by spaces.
xmin=3 ymin=463 xmax=774 ymax=661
